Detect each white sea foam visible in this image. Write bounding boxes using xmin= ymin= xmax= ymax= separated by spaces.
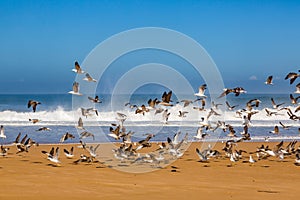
xmin=0 ymin=104 xmax=299 ymax=127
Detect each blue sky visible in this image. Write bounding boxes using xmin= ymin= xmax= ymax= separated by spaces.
xmin=0 ymin=0 xmax=299 ymax=94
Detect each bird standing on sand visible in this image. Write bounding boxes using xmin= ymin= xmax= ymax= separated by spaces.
xmin=28 ymin=100 xmax=41 ymax=112
xmin=0 ymin=125 xmax=6 ymax=139
xmin=249 ymin=155 xmax=256 ymax=163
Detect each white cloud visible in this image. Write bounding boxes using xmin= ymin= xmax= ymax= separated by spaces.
xmin=249 ymin=75 xmax=257 ymax=80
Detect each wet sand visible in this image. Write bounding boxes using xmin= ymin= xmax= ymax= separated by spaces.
xmin=0 ymin=141 xmax=299 ymax=200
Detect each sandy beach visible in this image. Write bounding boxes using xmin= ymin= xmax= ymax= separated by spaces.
xmin=0 ymin=141 xmax=299 ymax=200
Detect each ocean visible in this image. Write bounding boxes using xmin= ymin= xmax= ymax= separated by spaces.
xmin=0 ymin=93 xmax=299 ymax=144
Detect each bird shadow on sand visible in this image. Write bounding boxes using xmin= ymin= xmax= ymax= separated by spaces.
xmin=32 ymin=161 xmax=43 ymax=164
xmin=257 ymin=190 xmax=280 ymax=194
xmin=47 ymin=163 xmax=61 ymax=167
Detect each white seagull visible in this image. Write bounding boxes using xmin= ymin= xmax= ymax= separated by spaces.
xmin=295 ymin=83 xmax=300 ymax=94
xmin=68 ymin=82 xmax=82 ymax=96
xmin=83 ymin=73 xmax=97 ymax=82
xmin=72 ymin=61 xmax=85 ymax=74
xmin=194 ymin=84 xmax=207 ymax=98
xmin=0 ymin=125 xmax=6 ymax=139
xmin=63 ymin=147 xmax=74 ymax=158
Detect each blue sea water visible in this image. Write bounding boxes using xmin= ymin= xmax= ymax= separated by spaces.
xmin=0 ymin=93 xmax=299 ymax=144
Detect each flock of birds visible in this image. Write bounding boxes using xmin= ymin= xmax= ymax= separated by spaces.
xmin=1 ymin=62 xmax=300 ymax=168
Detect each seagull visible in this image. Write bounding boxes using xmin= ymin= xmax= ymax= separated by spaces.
xmin=269 ymin=125 xmax=279 ymax=134
xmin=162 ymin=109 xmax=170 ymax=124
xmin=285 ymin=70 xmax=300 ymax=84
xmin=295 ymin=153 xmax=300 ymax=165
xmin=159 ymin=91 xmax=173 ymax=106
xmin=81 ymin=107 xmax=98 ymax=118
xmin=194 ymin=127 xmax=209 ymax=140
xmin=0 ymin=145 xmax=9 ymax=156
xmin=29 ymin=118 xmax=41 ymax=124
xmin=116 ymin=112 xmax=127 ymax=128
xmin=83 ymin=73 xmax=97 ymax=82
xmin=219 ymin=88 xmax=234 ymax=98
xmin=178 ymin=111 xmax=188 ymax=117
xmin=226 ymin=101 xmax=238 ymax=111
xmin=135 ymin=105 xmax=150 ymax=115
xmin=0 ymin=125 xmax=6 ymax=139
xmin=36 ymin=127 xmax=51 ymax=131
xmin=87 ymin=144 xmax=100 ymax=158
xmin=227 ymin=125 xmax=237 ymax=137
xmin=219 ymin=87 xmax=246 ymax=98
xmin=68 ymin=82 xmax=82 ymax=96
xmin=135 ymin=134 xmax=154 ymax=151
xmin=249 ymin=155 xmax=256 ymax=163
xmin=264 ymin=108 xmax=281 ymax=117
xmin=265 ymin=75 xmax=273 ymax=85
xmin=196 ymin=148 xmax=208 ymax=162
xmin=27 ymin=100 xmax=41 ymax=112
xmin=147 ymin=98 xmax=159 ymax=109
xmin=80 ymin=131 xmax=95 ymax=140
xmin=279 ymin=121 xmax=291 ymax=130
xmin=88 ymin=95 xmax=102 ymax=103
xmin=247 ymin=98 xmax=261 ymax=108
xmin=72 ymin=61 xmax=85 ymax=74
xmin=194 ymin=84 xmax=207 ymax=98
xmin=271 ymin=98 xmax=285 ymax=110
xmin=60 ymin=132 xmax=75 ymax=143
xmin=122 ymin=131 xmax=135 ymax=144
xmin=289 ymin=94 xmax=300 ymax=104
xmin=42 ymin=147 xmax=61 ymax=165
xmin=63 ymin=147 xmax=74 ymax=158
xmin=108 ymin=125 xmax=123 ymax=140
xmin=76 ymin=117 xmax=84 ymax=129
xmin=295 ymin=83 xmax=300 ymax=94
xmin=179 ymin=99 xmax=194 ymax=107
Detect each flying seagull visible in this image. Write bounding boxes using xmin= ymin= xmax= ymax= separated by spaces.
xmin=76 ymin=117 xmax=84 ymax=129
xmin=194 ymin=84 xmax=207 ymax=98
xmin=265 ymin=75 xmax=273 ymax=85
xmin=83 ymin=73 xmax=97 ymax=82
xmin=80 ymin=131 xmax=95 ymax=140
xmin=285 ymin=70 xmax=300 ymax=84
xmin=42 ymin=147 xmax=61 ymax=165
xmin=269 ymin=125 xmax=279 ymax=134
xmin=60 ymin=132 xmax=75 ymax=143
xmin=63 ymin=147 xmax=74 ymax=158
xmin=289 ymin=94 xmax=300 ymax=105
xmin=28 ymin=100 xmax=41 ymax=112
xmin=29 ymin=119 xmax=41 ymax=124
xmin=36 ymin=127 xmax=51 ymax=131
xmin=68 ymin=82 xmax=82 ymax=96
xmin=72 ymin=61 xmax=85 ymax=74
xmin=88 ymin=95 xmax=102 ymax=103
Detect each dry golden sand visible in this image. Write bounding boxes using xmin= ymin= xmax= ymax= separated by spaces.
xmin=0 ymin=142 xmax=299 ymax=200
